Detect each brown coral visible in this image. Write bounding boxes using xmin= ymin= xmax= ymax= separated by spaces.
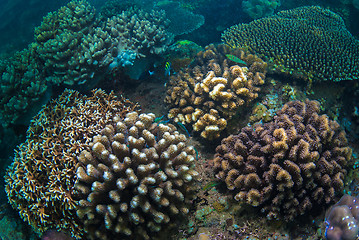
xmin=4 ymin=89 xmax=139 ymax=238
xmin=213 ymin=99 xmax=352 ymax=220
xmin=165 ymin=44 xmax=267 ymax=140
xmin=74 ymin=112 xmax=198 ymax=240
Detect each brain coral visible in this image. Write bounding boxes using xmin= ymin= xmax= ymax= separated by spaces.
xmin=5 ymin=89 xmax=139 ymax=238
xmin=222 ymin=6 xmax=359 ymax=82
xmin=213 ymin=99 xmax=352 ymax=220
xmin=74 ymin=112 xmax=198 ymax=239
xmin=164 ymin=44 xmax=267 ymax=140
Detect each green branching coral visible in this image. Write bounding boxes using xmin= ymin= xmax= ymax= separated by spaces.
xmin=0 ymin=45 xmax=47 ymax=127
xmin=34 ymin=0 xmax=97 ymax=86
xmin=222 ymin=6 xmax=359 ymax=82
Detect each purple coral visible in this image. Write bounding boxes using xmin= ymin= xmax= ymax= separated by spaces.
xmin=325 ymin=194 xmax=359 ymax=240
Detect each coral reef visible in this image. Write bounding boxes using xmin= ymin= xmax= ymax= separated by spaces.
xmin=242 ymin=0 xmax=281 ymax=19
xmin=4 ymin=89 xmax=139 ymax=238
xmin=74 ymin=112 xmax=198 ymax=239
xmin=0 ymin=45 xmax=48 ymax=127
xmin=222 ymin=6 xmax=359 ymax=82
xmin=213 ymin=99 xmax=352 ymax=220
xmin=34 ymin=0 xmax=97 ymax=86
xmin=0 ymin=0 xmax=174 ymax=126
xmin=165 ymin=44 xmax=267 ymax=140
xmin=34 ymin=0 xmax=173 ymax=86
xmin=325 ymin=194 xmax=359 ymax=240
xmin=101 ymin=8 xmax=173 ymax=56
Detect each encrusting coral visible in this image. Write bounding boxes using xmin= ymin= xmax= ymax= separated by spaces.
xmin=222 ymin=6 xmax=359 ymax=82
xmin=5 ymin=89 xmax=140 ymax=238
xmin=165 ymin=44 xmax=267 ymax=140
xmin=75 ymin=112 xmax=198 ymax=240
xmin=213 ymin=99 xmax=352 ymax=220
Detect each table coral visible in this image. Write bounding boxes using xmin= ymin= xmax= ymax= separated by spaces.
xmin=5 ymin=89 xmax=139 ymax=239
xmin=73 ymin=111 xmax=199 ymax=239
xmin=213 ymin=99 xmax=352 ymax=220
xmin=222 ymin=6 xmax=359 ymax=82
xmin=165 ymin=44 xmax=267 ymax=140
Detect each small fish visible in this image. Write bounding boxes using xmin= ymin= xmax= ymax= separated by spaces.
xmin=175 ymin=121 xmax=191 ymax=137
xmin=164 ymin=61 xmax=171 ymax=76
xmin=154 ymin=115 xmax=165 ymax=123
xmin=148 ymin=70 xmax=155 ymax=76
xmin=202 ymin=181 xmax=220 ymax=191
xmin=225 ymin=54 xmax=247 ymax=65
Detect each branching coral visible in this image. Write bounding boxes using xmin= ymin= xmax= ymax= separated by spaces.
xmin=222 ymin=6 xmax=359 ymax=82
xmin=165 ymin=44 xmax=267 ymax=140
xmin=34 ymin=0 xmax=173 ymax=86
xmin=213 ymin=99 xmax=352 ymax=220
xmin=34 ymin=0 xmax=96 ymax=85
xmin=0 ymin=45 xmax=47 ymax=127
xmin=101 ymin=8 xmax=173 ymax=56
xmin=74 ymin=112 xmax=198 ymax=239
xmin=4 ymin=89 xmax=139 ymax=238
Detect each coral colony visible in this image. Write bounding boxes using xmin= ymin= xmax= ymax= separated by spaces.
xmin=165 ymin=44 xmax=267 ymax=140
xmin=222 ymin=6 xmax=359 ymax=82
xmin=213 ymin=100 xmax=351 ymax=220
xmin=2 ymin=0 xmax=359 ymax=240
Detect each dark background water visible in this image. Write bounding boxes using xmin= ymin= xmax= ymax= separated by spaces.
xmin=1 ymin=0 xmax=357 ymax=57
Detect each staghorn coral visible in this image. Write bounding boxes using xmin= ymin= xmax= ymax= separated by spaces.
xmin=0 ymin=44 xmax=48 ymax=127
xmin=4 ymin=89 xmax=139 ymax=239
xmin=242 ymin=0 xmax=281 ymax=19
xmin=165 ymin=44 xmax=267 ymax=140
xmin=74 ymin=111 xmax=198 ymax=240
xmin=213 ymin=99 xmax=352 ymax=220
xmin=222 ymin=6 xmax=359 ymax=82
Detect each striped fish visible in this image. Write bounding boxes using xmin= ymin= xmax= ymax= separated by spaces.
xmin=225 ymin=54 xmax=247 ymax=65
